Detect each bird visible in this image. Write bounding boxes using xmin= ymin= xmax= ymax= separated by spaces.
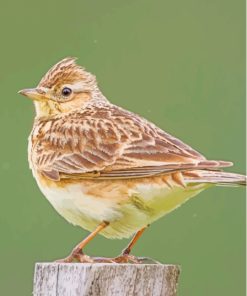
xmin=19 ymin=57 xmax=246 ymax=263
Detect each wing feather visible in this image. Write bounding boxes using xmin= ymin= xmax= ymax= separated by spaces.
xmin=30 ymin=103 xmax=232 ymax=180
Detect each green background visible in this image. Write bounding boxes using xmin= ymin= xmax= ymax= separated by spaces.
xmin=0 ymin=1 xmax=245 ymax=295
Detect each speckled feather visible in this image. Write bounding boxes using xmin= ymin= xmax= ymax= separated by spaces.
xmin=23 ymin=58 xmax=245 ymax=239
xmin=30 ymin=101 xmax=233 ymax=181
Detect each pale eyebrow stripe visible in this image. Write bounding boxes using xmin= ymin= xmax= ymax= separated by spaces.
xmin=73 ymin=88 xmax=85 ymax=93
xmin=64 ymin=82 xmax=85 ymax=93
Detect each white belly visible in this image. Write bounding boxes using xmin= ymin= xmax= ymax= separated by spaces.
xmin=35 ymin=175 xmax=208 ymax=239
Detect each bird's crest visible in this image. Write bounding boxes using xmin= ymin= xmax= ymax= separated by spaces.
xmin=38 ymin=57 xmax=96 ymax=88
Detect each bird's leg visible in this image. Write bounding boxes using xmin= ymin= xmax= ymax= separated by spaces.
xmin=122 ymin=227 xmax=147 ymax=255
xmin=114 ymin=226 xmax=148 ymax=263
xmin=56 ymin=221 xmax=110 ymax=263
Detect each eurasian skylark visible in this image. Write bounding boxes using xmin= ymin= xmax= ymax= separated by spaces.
xmin=19 ymin=57 xmax=246 ymax=263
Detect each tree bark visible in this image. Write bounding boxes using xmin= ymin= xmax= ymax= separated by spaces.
xmin=33 ymin=263 xmax=180 ymax=296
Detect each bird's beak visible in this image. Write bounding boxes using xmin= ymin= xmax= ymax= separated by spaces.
xmin=18 ymin=88 xmax=48 ymax=101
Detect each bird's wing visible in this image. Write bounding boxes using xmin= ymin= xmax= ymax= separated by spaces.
xmin=31 ymin=103 xmax=232 ymax=180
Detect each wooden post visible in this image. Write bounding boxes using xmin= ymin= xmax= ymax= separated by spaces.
xmin=33 ymin=263 xmax=180 ymax=296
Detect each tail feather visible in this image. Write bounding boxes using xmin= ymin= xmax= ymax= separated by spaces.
xmin=183 ymin=170 xmax=246 ymax=187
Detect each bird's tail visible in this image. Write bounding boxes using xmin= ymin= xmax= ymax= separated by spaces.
xmin=183 ymin=170 xmax=246 ymax=187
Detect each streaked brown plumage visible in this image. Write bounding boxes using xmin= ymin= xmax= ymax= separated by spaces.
xmin=19 ymin=57 xmax=246 ymax=263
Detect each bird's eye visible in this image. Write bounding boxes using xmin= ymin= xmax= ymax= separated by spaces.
xmin=61 ymin=87 xmax=72 ymax=97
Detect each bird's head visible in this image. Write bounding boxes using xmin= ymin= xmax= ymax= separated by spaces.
xmin=19 ymin=57 xmax=105 ymax=117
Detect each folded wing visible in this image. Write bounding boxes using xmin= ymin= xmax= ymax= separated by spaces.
xmin=31 ymin=103 xmax=232 ymax=180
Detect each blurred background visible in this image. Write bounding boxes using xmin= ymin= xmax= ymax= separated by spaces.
xmin=0 ymin=1 xmax=245 ymax=295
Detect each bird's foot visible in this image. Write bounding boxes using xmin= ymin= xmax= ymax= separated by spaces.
xmin=55 ymin=248 xmax=161 ymax=264
xmin=55 ymin=247 xmax=115 ymax=263
xmin=55 ymin=247 xmax=94 ymax=263
xmin=112 ymin=254 xmax=162 ymax=264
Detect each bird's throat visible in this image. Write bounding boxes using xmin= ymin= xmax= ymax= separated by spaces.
xmin=34 ymin=100 xmax=62 ymax=117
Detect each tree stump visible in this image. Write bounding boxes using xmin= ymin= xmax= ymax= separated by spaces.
xmin=33 ymin=263 xmax=180 ymax=296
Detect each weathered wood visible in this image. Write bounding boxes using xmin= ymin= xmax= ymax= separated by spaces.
xmin=33 ymin=263 xmax=180 ymax=296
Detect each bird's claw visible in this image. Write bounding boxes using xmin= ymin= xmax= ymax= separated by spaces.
xmin=55 ymin=254 xmax=115 ymax=263
xmin=113 ymin=254 xmax=140 ymax=263
xmin=112 ymin=254 xmax=161 ymax=264
xmin=55 ymin=254 xmax=161 ymax=264
xmin=55 ymin=247 xmax=93 ymax=263
xmin=55 ymin=248 xmax=161 ymax=264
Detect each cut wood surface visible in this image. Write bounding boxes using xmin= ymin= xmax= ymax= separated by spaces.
xmin=33 ymin=263 xmax=180 ymax=296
